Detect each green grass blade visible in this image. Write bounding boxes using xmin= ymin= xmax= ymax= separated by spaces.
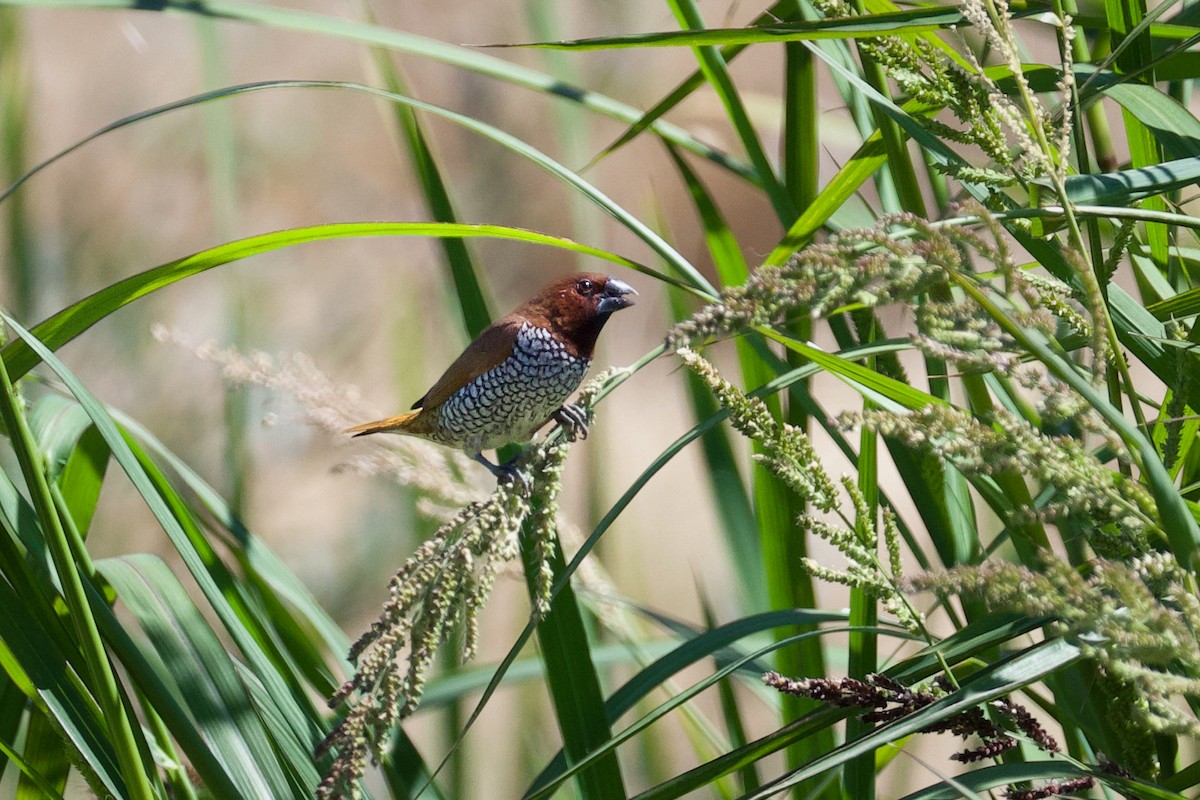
xmin=55 ymin=425 xmax=108 ymax=538
xmin=0 ymin=573 xmax=125 ymax=797
xmin=664 ymin=0 xmax=795 ymax=224
xmin=16 ymin=710 xmax=70 ymax=799
xmin=0 ymin=318 xmax=156 ymax=800
xmin=0 ymin=220 xmax=665 ymax=382
xmin=1103 ymin=81 xmax=1200 ymax=159
xmin=588 ymin=1 xmax=796 ymax=173
xmin=667 ymin=147 xmax=762 ymax=607
xmin=511 ymin=6 xmax=1020 ymax=48
xmin=368 ymin=44 xmax=493 ymax=338
xmin=895 ymin=762 xmax=1097 ymax=800
xmin=519 ymin=510 xmax=626 ymax=799
xmin=0 ymin=0 xmax=744 ymax=176
xmin=114 ymin=411 xmax=349 ymax=666
xmin=101 ymin=555 xmax=293 ymax=799
xmin=763 ymin=127 xmax=891 ymax=265
xmin=1040 ymin=156 xmax=1200 ymax=205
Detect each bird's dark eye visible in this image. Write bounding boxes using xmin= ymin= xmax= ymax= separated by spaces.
xmin=575 ymin=278 xmax=595 ymax=295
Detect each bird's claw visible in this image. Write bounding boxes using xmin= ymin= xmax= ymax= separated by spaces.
xmin=553 ymin=403 xmax=589 ymax=442
xmin=474 ymin=452 xmax=530 ymax=494
xmin=496 ymin=463 xmax=531 ymax=495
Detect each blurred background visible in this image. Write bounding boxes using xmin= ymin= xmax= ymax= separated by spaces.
xmin=2 ymin=2 xmax=928 ymax=795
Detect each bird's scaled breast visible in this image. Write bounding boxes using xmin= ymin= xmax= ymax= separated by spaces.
xmin=435 ymin=322 xmax=591 ymax=452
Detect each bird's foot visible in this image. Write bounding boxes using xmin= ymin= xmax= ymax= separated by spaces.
xmin=553 ymin=403 xmax=589 ymax=442
xmin=474 ymin=453 xmax=530 ymax=494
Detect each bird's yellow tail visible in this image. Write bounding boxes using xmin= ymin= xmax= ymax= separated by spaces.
xmin=345 ymin=410 xmax=422 ymax=437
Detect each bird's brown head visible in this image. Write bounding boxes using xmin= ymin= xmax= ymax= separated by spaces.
xmin=518 ymin=273 xmax=637 ymax=358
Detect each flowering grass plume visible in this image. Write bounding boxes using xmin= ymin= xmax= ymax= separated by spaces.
xmin=667 ymin=214 xmax=952 ymax=350
xmin=315 ymin=472 xmax=531 ymax=799
xmin=156 ymin=327 xmax=617 ymax=798
xmin=764 ymin=671 xmax=1059 ymax=763
xmin=152 ymin=325 xmax=481 ymax=514
xmin=912 ymin=553 xmax=1200 ymax=775
xmin=314 ymin=371 xmax=612 ymax=799
xmin=668 ymin=211 xmax=1103 ymax=399
xmin=677 ymin=349 xmax=922 ymax=633
xmin=852 ymin=404 xmax=1156 ymax=558
xmin=676 ymin=348 xmax=837 ymax=509
xmin=813 ymin=0 xmax=1075 ymax=188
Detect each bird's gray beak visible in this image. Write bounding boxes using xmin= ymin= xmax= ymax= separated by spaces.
xmin=598 ymin=277 xmax=637 ymax=315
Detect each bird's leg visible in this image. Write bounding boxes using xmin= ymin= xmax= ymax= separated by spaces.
xmin=473 ymin=452 xmax=530 ymax=493
xmin=552 ymin=403 xmax=589 ymax=442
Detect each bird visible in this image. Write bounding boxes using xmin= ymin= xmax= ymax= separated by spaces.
xmin=346 ymin=273 xmax=637 ymax=482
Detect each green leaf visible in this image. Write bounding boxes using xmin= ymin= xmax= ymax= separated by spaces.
xmin=1036 ymin=156 xmax=1200 ymax=205
xmin=15 ymin=709 xmax=70 ymax=800
xmin=100 ymin=555 xmax=294 ymax=799
xmin=1103 ymin=82 xmax=1200 ymax=160
xmin=519 ymin=511 xmax=626 ymax=799
xmin=508 ymin=6 xmax=1030 ymax=49
xmin=0 ymin=221 xmax=662 ymax=383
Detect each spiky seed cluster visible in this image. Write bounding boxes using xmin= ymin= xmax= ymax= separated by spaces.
xmin=798 ymin=478 xmax=923 ymax=633
xmin=314 ymin=369 xmax=622 ymax=799
xmin=1004 ymin=777 xmax=1096 ymax=800
xmin=677 ymin=349 xmax=837 ymax=510
xmin=912 ymin=554 xmax=1200 ymax=746
xmin=316 ymin=477 xmax=531 ymax=799
xmin=814 ymin=0 xmax=1076 ymax=189
xmin=667 ymin=214 xmax=952 ymax=350
xmin=852 ymin=404 xmax=1155 ymax=556
xmin=763 ymin=672 xmax=1058 ymax=764
xmin=668 ymin=213 xmax=1101 ymax=427
xmin=677 ymin=352 xmax=923 ymax=631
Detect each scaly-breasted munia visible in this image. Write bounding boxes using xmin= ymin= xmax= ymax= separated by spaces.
xmin=346 ymin=273 xmax=637 ymax=480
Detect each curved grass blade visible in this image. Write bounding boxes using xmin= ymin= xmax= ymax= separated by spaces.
xmin=0 ymin=220 xmax=665 ymax=382
xmin=896 ymin=761 xmax=1096 ymax=800
xmin=658 ymin=639 xmax=1082 ymax=800
xmin=1037 ymin=156 xmax=1200 ymax=205
xmin=665 ymin=0 xmax=794 ymax=224
xmin=0 ymin=315 xmax=325 ymax=793
xmin=666 ymin=147 xmax=762 ymax=607
xmin=1103 ymin=82 xmax=1200 ymax=160
xmin=588 ymin=0 xmax=796 ymax=172
xmin=29 ymin=397 xmax=109 ymax=537
xmin=100 ymin=555 xmax=293 ymax=800
xmin=368 ymin=46 xmax=493 ymax=338
xmin=114 ymin=410 xmax=350 ymax=667
xmin=507 ymin=6 xmax=1016 ymax=49
xmin=523 ymin=611 xmax=879 ymax=798
xmin=0 ymin=321 xmax=154 ymax=800
xmin=525 ymin=624 xmax=916 ymax=800
xmin=0 ymin=0 xmax=748 ymax=183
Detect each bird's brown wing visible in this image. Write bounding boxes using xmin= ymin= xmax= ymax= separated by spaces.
xmin=412 ymin=316 xmax=523 ymax=410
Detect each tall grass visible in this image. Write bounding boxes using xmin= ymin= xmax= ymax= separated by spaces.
xmin=2 ymin=0 xmax=1200 ymax=798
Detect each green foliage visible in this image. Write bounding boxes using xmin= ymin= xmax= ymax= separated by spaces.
xmin=2 ymin=0 xmax=1200 ymax=797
